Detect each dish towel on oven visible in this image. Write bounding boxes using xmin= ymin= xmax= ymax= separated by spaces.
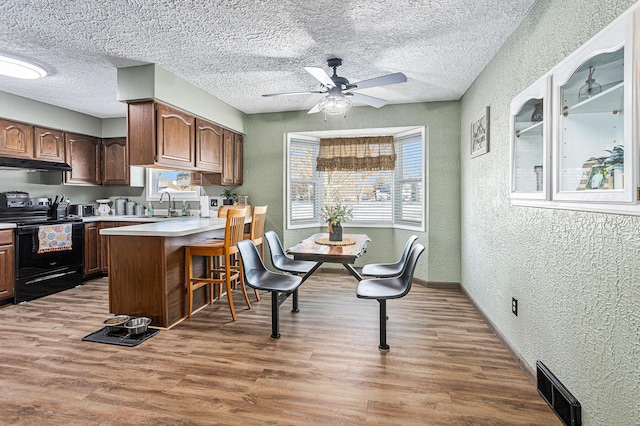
xmin=37 ymin=224 xmax=73 ymax=253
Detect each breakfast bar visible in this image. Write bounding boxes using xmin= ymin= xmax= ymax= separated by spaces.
xmin=101 ymin=217 xmax=244 ymax=328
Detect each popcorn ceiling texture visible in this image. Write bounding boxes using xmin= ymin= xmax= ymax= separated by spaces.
xmin=0 ymin=0 xmax=535 ymax=118
xmin=460 ymin=0 xmax=639 ymax=424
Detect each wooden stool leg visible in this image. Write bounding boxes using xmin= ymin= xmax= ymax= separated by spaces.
xmin=186 ymin=247 xmax=194 ymax=318
xmin=224 ymin=253 xmax=237 ymax=321
xmin=238 ymin=256 xmax=252 ymax=309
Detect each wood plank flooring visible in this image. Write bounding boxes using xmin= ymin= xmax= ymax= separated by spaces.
xmin=0 ymin=273 xmax=559 ymax=425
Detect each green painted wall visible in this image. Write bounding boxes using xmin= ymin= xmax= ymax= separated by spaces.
xmin=459 ymin=0 xmax=639 ymax=423
xmin=241 ymin=101 xmax=461 ymax=283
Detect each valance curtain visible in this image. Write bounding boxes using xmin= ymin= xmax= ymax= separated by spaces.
xmin=316 ymin=136 xmax=396 ymax=172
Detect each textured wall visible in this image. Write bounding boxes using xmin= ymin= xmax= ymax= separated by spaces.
xmin=243 ymin=101 xmax=461 ymax=283
xmin=459 ymin=0 xmax=639 ymax=424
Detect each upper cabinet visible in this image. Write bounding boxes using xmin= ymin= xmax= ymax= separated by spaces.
xmin=0 ymin=119 xmax=34 ymax=159
xmin=510 ymin=76 xmax=550 ymax=200
xmin=510 ymin=12 xmax=639 ymax=213
xmin=195 ymin=118 xmax=223 ymax=172
xmin=102 ymin=137 xmax=129 ymax=186
xmin=156 ymin=103 xmax=196 ymax=169
xmin=34 ymin=127 xmax=65 ymax=163
xmin=552 ymin=14 xmax=634 ymax=204
xmin=65 ymin=133 xmax=101 ymax=185
xmin=128 ymin=100 xmax=242 ymax=182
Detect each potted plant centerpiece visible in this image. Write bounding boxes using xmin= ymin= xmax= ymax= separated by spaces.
xmin=220 ymin=189 xmax=238 ymax=205
xmin=321 ymin=203 xmax=353 ymax=241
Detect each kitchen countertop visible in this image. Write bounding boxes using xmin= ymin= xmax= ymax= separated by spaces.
xmin=0 ymin=222 xmax=16 ymax=230
xmin=99 ymin=216 xmax=233 ymax=237
xmin=83 ymin=215 xmax=174 ymax=223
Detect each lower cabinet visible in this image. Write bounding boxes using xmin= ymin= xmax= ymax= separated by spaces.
xmin=0 ymin=230 xmax=15 ymax=302
xmin=83 ymin=222 xmax=100 ymax=276
xmin=99 ymin=222 xmax=119 ymax=274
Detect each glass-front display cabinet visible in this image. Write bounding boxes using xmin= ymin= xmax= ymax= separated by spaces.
xmin=551 ymin=14 xmax=635 ymax=203
xmin=510 ymin=76 xmax=550 ymax=200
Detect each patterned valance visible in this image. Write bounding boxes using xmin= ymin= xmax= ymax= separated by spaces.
xmin=316 ymin=136 xmax=396 ymax=172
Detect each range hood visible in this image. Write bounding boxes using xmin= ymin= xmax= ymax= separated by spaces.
xmin=0 ymin=156 xmax=72 ymax=172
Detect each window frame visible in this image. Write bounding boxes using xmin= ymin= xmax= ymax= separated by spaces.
xmin=286 ymin=127 xmax=426 ymax=232
xmin=145 ymin=168 xmax=200 ymax=201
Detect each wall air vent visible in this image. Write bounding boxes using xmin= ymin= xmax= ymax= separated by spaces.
xmin=537 ymin=361 xmax=582 ymax=426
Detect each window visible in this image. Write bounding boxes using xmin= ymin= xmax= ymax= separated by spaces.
xmin=146 ymin=169 xmax=200 ymax=201
xmin=287 ymin=127 xmax=425 ymax=231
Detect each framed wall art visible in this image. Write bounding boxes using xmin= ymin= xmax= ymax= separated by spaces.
xmin=471 ymin=106 xmax=490 ymax=158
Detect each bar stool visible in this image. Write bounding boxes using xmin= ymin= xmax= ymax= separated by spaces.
xmin=244 ymin=205 xmax=267 ymax=260
xmin=185 ymin=208 xmax=250 ymax=320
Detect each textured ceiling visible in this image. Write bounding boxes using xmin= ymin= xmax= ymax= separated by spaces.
xmin=0 ymin=0 xmax=537 ymax=119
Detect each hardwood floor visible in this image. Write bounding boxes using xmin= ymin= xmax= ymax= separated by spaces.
xmin=0 ymin=273 xmax=559 ymax=425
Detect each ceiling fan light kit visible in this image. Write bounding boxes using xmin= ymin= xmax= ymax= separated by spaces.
xmin=262 ymin=57 xmax=406 ymax=119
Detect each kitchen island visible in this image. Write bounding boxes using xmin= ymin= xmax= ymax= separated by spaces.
xmin=100 ymin=217 xmax=243 ymax=328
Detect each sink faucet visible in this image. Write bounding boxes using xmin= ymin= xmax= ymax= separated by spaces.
xmin=159 ymin=192 xmax=173 ymax=218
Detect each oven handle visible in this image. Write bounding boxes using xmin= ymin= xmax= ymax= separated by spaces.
xmin=24 ymin=270 xmax=79 ymax=286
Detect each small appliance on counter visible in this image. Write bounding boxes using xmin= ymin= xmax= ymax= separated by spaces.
xmin=68 ymin=204 xmax=95 ymax=217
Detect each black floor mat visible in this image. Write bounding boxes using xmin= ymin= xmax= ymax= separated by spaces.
xmin=82 ymin=327 xmax=159 ymax=347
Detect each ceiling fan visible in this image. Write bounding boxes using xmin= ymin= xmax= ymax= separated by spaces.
xmin=262 ymin=58 xmax=407 ymax=116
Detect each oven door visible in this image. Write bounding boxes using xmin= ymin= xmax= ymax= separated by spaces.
xmin=14 ymin=222 xmax=84 ymax=302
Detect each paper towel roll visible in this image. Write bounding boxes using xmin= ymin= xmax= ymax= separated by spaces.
xmin=199 ymin=196 xmax=210 ymax=217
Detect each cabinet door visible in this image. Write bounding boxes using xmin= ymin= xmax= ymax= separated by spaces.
xmin=234 ymin=133 xmax=243 ymax=185
xmin=65 ymin=133 xmax=101 ymax=185
xmin=102 ymin=137 xmax=129 ymax=186
xmin=84 ymin=222 xmax=100 ymax=276
xmin=156 ymin=104 xmax=195 ymax=168
xmin=0 ymin=119 xmax=33 ymax=159
xmin=509 ymin=76 xmax=550 ymax=200
xmin=552 ymin=15 xmax=633 ymax=203
xmin=221 ymin=129 xmax=235 ymax=185
xmin=0 ymin=231 xmax=14 ymax=301
xmin=99 ymin=222 xmax=118 ymax=273
xmin=195 ymin=118 xmax=223 ymax=172
xmin=34 ymin=127 xmax=65 ymax=163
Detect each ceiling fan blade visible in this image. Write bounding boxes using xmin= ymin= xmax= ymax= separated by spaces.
xmin=345 ymin=72 xmax=407 ymax=92
xmin=262 ymin=90 xmax=325 ymax=97
xmin=347 ymin=92 xmax=388 ymax=108
xmin=307 ymin=101 xmax=322 ymax=114
xmin=304 ymin=66 xmax=335 ymax=88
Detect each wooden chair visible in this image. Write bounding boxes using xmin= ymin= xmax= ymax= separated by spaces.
xmin=244 ymin=205 xmax=267 ymax=260
xmin=356 ymin=243 xmax=425 ymax=350
xmin=185 ymin=208 xmax=251 ymax=321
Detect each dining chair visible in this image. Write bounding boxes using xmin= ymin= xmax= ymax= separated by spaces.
xmin=237 ymin=239 xmax=303 ymax=338
xmin=356 ymin=243 xmax=425 ymax=350
xmin=185 ymin=208 xmax=251 ymax=321
xmin=360 ymin=235 xmax=418 ymax=278
xmin=244 ymin=205 xmax=267 ymax=260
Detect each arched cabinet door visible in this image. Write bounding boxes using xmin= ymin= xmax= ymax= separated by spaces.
xmin=551 ymin=13 xmax=634 ymax=204
xmin=509 ymin=75 xmax=550 ymax=200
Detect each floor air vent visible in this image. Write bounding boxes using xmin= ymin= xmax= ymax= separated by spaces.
xmin=537 ymin=361 xmax=582 ymax=426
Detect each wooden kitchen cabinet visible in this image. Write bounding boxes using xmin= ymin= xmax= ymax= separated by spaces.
xmin=65 ymin=133 xmax=101 ymax=185
xmin=195 ymin=118 xmax=223 ymax=172
xmin=102 ymin=137 xmax=129 ymax=185
xmin=99 ymin=222 xmax=118 ymax=274
xmin=0 ymin=230 xmax=15 ymax=302
xmin=83 ymin=222 xmax=100 ymax=276
xmin=234 ymin=133 xmax=243 ymax=185
xmin=34 ymin=127 xmax=65 ymax=163
xmin=0 ymin=119 xmax=34 ymax=159
xmin=128 ymin=100 xmax=242 ymax=179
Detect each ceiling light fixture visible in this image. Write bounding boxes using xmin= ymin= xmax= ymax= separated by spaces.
xmin=318 ymin=88 xmax=352 ymax=121
xmin=0 ymin=54 xmax=47 ymax=79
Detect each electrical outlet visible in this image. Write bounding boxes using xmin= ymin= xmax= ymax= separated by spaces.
xmin=512 ymin=297 xmax=518 ymax=316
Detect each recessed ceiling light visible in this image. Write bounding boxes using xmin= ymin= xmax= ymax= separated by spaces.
xmin=0 ymin=55 xmax=47 ymax=79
